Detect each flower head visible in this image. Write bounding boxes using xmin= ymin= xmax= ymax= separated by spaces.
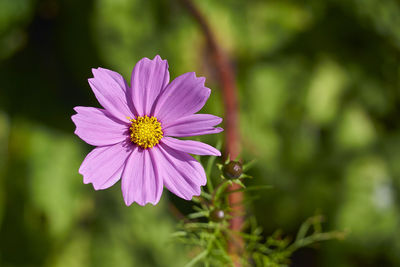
xmin=72 ymin=55 xmax=223 ymax=206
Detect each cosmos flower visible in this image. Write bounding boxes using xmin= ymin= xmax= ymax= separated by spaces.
xmin=72 ymin=55 xmax=223 ymax=206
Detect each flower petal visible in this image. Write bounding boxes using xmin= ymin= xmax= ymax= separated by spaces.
xmin=72 ymin=106 xmax=129 ymax=146
xmin=161 ymin=137 xmax=221 ymax=156
xmin=153 ymin=72 xmax=210 ymax=123
xmin=79 ymin=142 xmax=132 ymax=190
xmin=152 ymin=143 xmax=206 ymax=200
xmin=163 ymin=114 xmax=223 ymax=137
xmin=89 ymin=67 xmax=134 ymax=121
xmin=130 ymin=55 xmax=169 ymax=116
xmin=121 ymin=147 xmax=163 ymax=206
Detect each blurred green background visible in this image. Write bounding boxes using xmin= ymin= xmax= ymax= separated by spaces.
xmin=1 ymin=0 xmax=400 ymax=266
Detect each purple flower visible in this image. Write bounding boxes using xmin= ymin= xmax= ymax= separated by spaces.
xmin=72 ymin=55 xmax=223 ymax=206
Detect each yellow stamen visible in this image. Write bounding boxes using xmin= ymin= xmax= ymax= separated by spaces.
xmin=129 ymin=116 xmax=163 ymax=149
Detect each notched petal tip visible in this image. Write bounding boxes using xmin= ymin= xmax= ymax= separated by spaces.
xmin=91 ymin=67 xmax=107 ymax=77
xmin=190 ymin=72 xmax=207 ymax=85
xmin=198 ymin=76 xmax=206 ymax=85
xmin=122 ymin=195 xmax=161 ymax=207
xmin=91 ymin=68 xmax=100 ymax=77
xmin=212 ymin=116 xmax=223 ymax=126
xmin=200 ymin=87 xmax=211 ymax=102
xmin=87 ymin=77 xmax=95 ymax=85
xmin=71 ymin=115 xmax=80 ymax=137
xmin=80 ymin=168 xmax=110 ymax=191
xmin=153 ymin=54 xmax=167 ymax=62
xmin=215 ymin=127 xmax=224 ymax=133
xmin=123 ymin=195 xmax=133 ymax=206
xmin=71 ymin=113 xmax=77 ymax=121
xmin=81 ymin=173 xmax=103 ymax=191
xmin=73 ymin=128 xmax=79 ymax=137
xmin=136 ymin=55 xmax=168 ymax=67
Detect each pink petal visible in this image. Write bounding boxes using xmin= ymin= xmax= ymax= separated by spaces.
xmin=161 ymin=137 xmax=221 ymax=156
xmin=72 ymin=106 xmax=129 ymax=146
xmin=152 ymin=144 xmax=206 ymax=200
xmin=130 ymin=55 xmax=169 ymax=116
xmin=121 ymin=147 xmax=163 ymax=206
xmin=89 ymin=68 xmax=135 ymax=121
xmin=79 ymin=142 xmax=132 ymax=190
xmin=163 ymin=114 xmax=223 ymax=137
xmin=153 ymin=72 xmax=210 ymax=123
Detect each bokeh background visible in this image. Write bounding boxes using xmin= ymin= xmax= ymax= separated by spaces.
xmin=1 ymin=0 xmax=400 ymax=266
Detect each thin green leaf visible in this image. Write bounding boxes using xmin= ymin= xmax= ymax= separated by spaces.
xmin=200 ymin=191 xmax=212 ymax=200
xmin=171 ymin=231 xmax=188 ymax=238
xmin=184 ymin=250 xmax=208 ymax=267
xmin=188 ymin=210 xmax=209 ymax=219
xmin=232 ymin=179 xmax=246 ymax=188
xmin=242 ymin=159 xmax=257 ymax=172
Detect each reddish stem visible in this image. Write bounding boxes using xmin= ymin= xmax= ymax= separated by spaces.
xmin=179 ymin=0 xmax=243 ymax=265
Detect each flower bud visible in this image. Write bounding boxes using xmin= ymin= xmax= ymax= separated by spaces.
xmin=223 ymin=161 xmax=243 ymax=179
xmin=210 ymin=209 xmax=225 ymax=222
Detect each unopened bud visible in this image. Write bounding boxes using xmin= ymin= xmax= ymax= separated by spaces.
xmin=223 ymin=161 xmax=243 ymax=179
xmin=210 ymin=209 xmax=225 ymax=222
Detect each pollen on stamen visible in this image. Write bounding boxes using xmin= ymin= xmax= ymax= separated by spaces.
xmin=129 ymin=116 xmax=163 ymax=149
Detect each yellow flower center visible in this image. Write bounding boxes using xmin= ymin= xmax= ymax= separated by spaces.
xmin=129 ymin=116 xmax=163 ymax=149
